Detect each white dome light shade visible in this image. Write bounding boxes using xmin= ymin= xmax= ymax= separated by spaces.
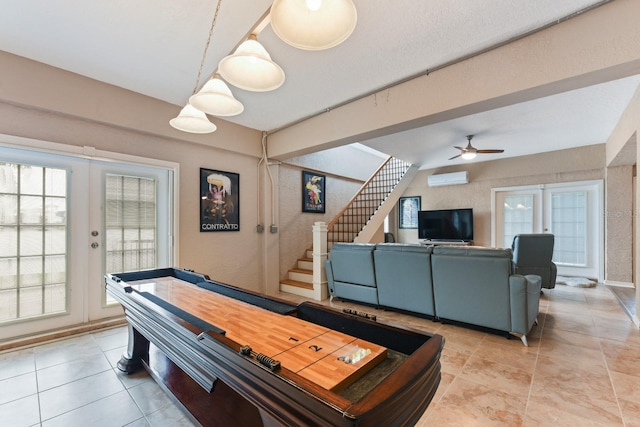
xmin=169 ymin=104 xmax=217 ymax=133
xmin=218 ymin=35 xmax=285 ymax=92
xmin=189 ymin=76 xmax=244 ymax=116
xmin=270 ymin=0 xmax=357 ymax=50
xmin=461 ymin=152 xmax=477 ymax=160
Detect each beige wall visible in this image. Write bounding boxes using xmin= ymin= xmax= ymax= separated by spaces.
xmin=277 ymin=163 xmax=373 ymax=281
xmin=277 ymin=145 xmax=386 ymax=280
xmin=0 ymin=102 xmax=272 ymax=293
xmin=606 ymin=165 xmax=634 ymax=284
xmin=399 ymin=145 xmax=605 ymax=247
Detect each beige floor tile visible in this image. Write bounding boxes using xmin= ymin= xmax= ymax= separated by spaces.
xmin=529 ymin=360 xmax=622 ymax=425
xmin=458 ymin=355 xmax=533 ymax=400
xmin=439 ymin=347 xmax=470 ymax=376
xmin=619 ymin=398 xmax=640 ymax=427
xmin=524 ymin=398 xmax=616 ymax=427
xmin=473 ymin=338 xmax=538 ymax=373
xmin=609 ymin=370 xmax=640 ymax=403
xmin=422 ymin=377 xmax=526 ymax=426
xmin=543 ymin=311 xmax=598 ymax=336
xmin=600 ymin=338 xmax=640 ymax=376
xmin=540 ymin=327 xmax=602 ymax=351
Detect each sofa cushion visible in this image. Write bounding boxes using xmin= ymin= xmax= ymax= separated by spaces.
xmin=328 ymin=243 xmax=377 ymax=287
xmin=431 ymin=246 xmax=513 ymax=331
xmin=374 ymin=243 xmax=434 ymax=316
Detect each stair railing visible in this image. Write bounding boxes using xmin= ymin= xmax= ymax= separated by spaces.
xmin=326 ymin=156 xmax=412 ymax=248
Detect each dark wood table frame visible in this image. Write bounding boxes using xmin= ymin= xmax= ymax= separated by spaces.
xmin=106 ymin=268 xmax=444 ymax=427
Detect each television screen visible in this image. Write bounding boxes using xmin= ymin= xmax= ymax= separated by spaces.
xmin=418 ymin=208 xmax=473 ymax=241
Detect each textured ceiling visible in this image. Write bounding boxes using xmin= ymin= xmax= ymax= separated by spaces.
xmin=1 ymin=0 xmax=638 ymax=169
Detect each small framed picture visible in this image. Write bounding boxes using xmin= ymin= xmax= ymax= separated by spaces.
xmin=302 ymin=171 xmax=326 ymax=213
xmin=399 ymin=196 xmax=421 ymax=229
xmin=200 ymin=168 xmax=240 ymax=232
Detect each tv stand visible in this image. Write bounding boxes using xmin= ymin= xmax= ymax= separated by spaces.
xmin=419 ymin=240 xmax=472 ymax=246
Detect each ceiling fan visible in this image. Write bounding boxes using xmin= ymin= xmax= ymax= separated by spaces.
xmin=449 ymin=135 xmax=504 ymax=160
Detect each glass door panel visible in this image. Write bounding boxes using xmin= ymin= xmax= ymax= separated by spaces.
xmin=493 ymin=188 xmax=542 ymax=248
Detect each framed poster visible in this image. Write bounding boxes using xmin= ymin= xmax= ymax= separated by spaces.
xmin=200 ymin=168 xmax=240 ymax=232
xmin=302 ymin=171 xmax=326 ymax=213
xmin=399 ymin=196 xmax=421 ymax=229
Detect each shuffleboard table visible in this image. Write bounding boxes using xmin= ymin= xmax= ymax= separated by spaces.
xmin=105 ymin=268 xmax=444 ymax=426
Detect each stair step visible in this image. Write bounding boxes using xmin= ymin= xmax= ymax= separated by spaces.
xmin=288 ymin=268 xmax=313 ymax=283
xmin=297 ymin=258 xmax=313 ymax=270
xmin=280 ymin=279 xmax=314 ymax=290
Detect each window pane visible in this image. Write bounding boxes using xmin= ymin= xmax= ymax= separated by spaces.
xmin=45 ymin=168 xmax=66 ymax=196
xmin=0 ymin=258 xmax=17 ymax=289
xmin=45 ymin=197 xmax=66 ymax=225
xmin=502 ymin=194 xmax=534 ymax=247
xmin=0 ymin=163 xmax=18 ymax=193
xmin=0 ymin=226 xmax=18 ymax=257
xmin=20 ymin=195 xmax=42 ymax=224
xmin=44 ymin=283 xmax=66 ymax=314
xmin=19 ymin=285 xmax=43 ymax=318
xmin=45 ymin=255 xmax=66 ymax=285
xmin=0 ymin=289 xmax=17 ymax=321
xmin=0 ymin=194 xmax=18 ymax=224
xmin=45 ymin=226 xmax=66 ymax=255
xmin=20 ymin=166 xmax=43 ymax=195
xmin=20 ymin=226 xmax=43 ymax=257
xmin=19 ymin=256 xmax=43 ymax=287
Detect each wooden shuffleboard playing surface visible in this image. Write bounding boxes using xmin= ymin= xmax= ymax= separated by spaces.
xmin=128 ymin=276 xmax=387 ymax=392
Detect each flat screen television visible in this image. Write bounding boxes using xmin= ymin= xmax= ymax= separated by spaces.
xmin=418 ymin=208 xmax=474 ymax=242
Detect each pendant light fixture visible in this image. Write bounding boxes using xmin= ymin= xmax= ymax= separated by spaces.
xmin=169 ymin=104 xmax=218 ymax=133
xmin=189 ymin=74 xmax=244 ymax=116
xmin=170 ymin=0 xmax=223 ymax=133
xmin=218 ymin=34 xmax=285 ymax=92
xmin=270 ymin=0 xmax=357 ymax=50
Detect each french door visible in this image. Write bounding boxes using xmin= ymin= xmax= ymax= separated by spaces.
xmin=492 ymin=180 xmax=603 ymax=281
xmin=0 ymin=143 xmax=174 ymax=340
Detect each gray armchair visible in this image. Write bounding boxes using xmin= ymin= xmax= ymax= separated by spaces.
xmin=512 ymin=234 xmax=557 ymax=290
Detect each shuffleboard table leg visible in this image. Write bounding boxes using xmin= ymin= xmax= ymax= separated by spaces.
xmin=117 ymin=323 xmax=150 ymax=374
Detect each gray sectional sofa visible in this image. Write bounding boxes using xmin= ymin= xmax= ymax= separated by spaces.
xmin=325 ymin=242 xmax=541 ymax=346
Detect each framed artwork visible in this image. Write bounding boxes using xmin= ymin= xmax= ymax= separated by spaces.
xmin=200 ymin=168 xmax=240 ymax=232
xmin=302 ymin=171 xmax=326 ymax=213
xmin=399 ymin=196 xmax=421 ymax=229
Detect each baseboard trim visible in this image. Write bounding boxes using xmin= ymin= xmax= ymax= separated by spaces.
xmin=0 ymin=316 xmax=126 ymax=353
xmin=604 ymin=280 xmax=635 ymax=288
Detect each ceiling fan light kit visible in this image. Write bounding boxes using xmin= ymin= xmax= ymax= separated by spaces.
xmin=449 ymin=135 xmax=504 ymax=161
xmin=270 ymin=0 xmax=358 ymax=50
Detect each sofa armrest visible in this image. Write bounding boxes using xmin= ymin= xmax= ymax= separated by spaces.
xmin=325 ymin=259 xmax=335 ymax=296
xmin=549 ymin=262 xmax=558 ymax=289
xmin=509 ymin=274 xmax=541 ymax=335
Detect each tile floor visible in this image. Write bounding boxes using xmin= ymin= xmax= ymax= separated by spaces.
xmin=0 ymin=283 xmax=638 ymax=426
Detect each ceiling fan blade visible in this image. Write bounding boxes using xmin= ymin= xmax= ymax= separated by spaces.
xmin=448 ymin=154 xmax=462 ymax=160
xmin=477 ymin=149 xmax=504 ymax=154
xmin=453 ymin=146 xmax=466 ymax=151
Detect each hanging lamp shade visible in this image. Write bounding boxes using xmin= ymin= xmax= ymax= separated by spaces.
xmin=189 ymin=74 xmax=244 ymax=116
xmin=218 ymin=35 xmax=285 ymax=92
xmin=270 ymin=0 xmax=357 ymax=50
xmin=169 ymin=104 xmax=217 ymax=133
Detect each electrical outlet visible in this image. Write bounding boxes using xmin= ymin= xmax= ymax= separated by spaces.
xmin=256 ymin=224 xmax=264 ymax=233
xmin=270 ymin=224 xmax=278 ymax=233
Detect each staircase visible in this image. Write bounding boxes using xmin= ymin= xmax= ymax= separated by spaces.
xmin=280 ymin=156 xmax=417 ymax=299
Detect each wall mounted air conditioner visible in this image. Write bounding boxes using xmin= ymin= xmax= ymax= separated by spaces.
xmin=427 ymin=171 xmax=468 ymax=187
